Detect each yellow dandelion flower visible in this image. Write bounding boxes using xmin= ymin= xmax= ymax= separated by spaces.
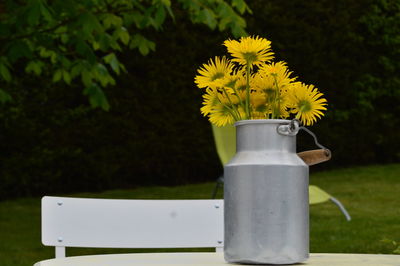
xmin=250 ymin=72 xmax=294 ymax=118
xmin=251 ymin=111 xmax=267 ymax=119
xmin=201 ymin=87 xmax=243 ymax=126
xmin=233 ymin=72 xmax=247 ymax=92
xmin=217 ymin=88 xmax=236 ymax=105
xmin=200 ymin=88 xmax=236 ymax=113
xmin=250 ymin=88 xmax=267 ymax=108
xmin=214 ymin=73 xmax=239 ymax=89
xmin=251 ymin=73 xmax=276 ymax=102
xmin=288 ymin=83 xmax=327 ymax=126
xmin=195 ymin=56 xmax=234 ymax=89
xmin=208 ymin=105 xmax=237 ymax=127
xmin=259 ymin=61 xmax=296 ymax=89
xmin=274 ymin=90 xmax=291 ymax=119
xmin=223 ymin=36 xmax=274 ymax=67
xmin=200 ymin=88 xmax=220 ymax=116
xmin=214 ymin=71 xmax=249 ymax=104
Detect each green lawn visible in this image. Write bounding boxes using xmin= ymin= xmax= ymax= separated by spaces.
xmin=0 ymin=164 xmax=399 ymax=266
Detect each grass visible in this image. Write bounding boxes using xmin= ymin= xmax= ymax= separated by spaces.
xmin=0 ymin=164 xmax=399 ymax=266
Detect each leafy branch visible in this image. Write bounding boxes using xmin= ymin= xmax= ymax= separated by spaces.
xmin=0 ymin=0 xmax=251 ymax=110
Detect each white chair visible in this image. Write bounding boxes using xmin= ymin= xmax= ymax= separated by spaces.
xmin=41 ymin=196 xmax=224 ymax=258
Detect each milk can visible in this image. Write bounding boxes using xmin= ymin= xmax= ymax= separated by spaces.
xmin=224 ymin=119 xmax=309 ymax=264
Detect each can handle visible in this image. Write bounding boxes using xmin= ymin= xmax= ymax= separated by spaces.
xmin=278 ymin=119 xmax=332 ymax=166
xmin=277 ymin=119 xmax=300 ymax=136
xmin=298 ymin=121 xmax=331 ymax=165
xmin=297 ymin=149 xmax=331 ymax=166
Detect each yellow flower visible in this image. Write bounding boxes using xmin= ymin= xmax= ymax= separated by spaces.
xmin=201 ymin=88 xmax=243 ymax=125
xmin=200 ymin=88 xmax=219 ymax=117
xmin=195 ymin=56 xmax=234 ymax=89
xmin=274 ymin=90 xmax=291 ymax=119
xmin=251 ymin=73 xmax=276 ymax=102
xmin=251 ymin=111 xmax=267 ymax=119
xmin=259 ymin=61 xmax=296 ymax=89
xmin=208 ymin=105 xmax=237 ymax=127
xmin=195 ymin=35 xmax=327 ymax=126
xmin=234 ymin=73 xmax=247 ymax=92
xmin=250 ymin=88 xmax=267 ymax=108
xmin=200 ymin=87 xmax=235 ymax=115
xmin=214 ymin=72 xmax=239 ymax=89
xmin=224 ymin=36 xmax=274 ymax=67
xmin=250 ymin=72 xmax=292 ymax=118
xmin=214 ymin=71 xmax=248 ymax=104
xmin=288 ymin=83 xmax=327 ymax=126
xmin=217 ymin=88 xmax=235 ymax=105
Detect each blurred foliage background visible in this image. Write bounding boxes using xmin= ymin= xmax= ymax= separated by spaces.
xmin=0 ymin=0 xmax=399 ymax=200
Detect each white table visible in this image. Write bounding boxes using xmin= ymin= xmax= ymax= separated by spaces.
xmin=34 ymin=252 xmax=400 ymax=266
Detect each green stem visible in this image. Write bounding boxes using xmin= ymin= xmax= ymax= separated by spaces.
xmin=230 ymin=86 xmax=244 ymax=120
xmin=245 ymin=64 xmax=251 ymax=119
xmin=221 ymin=87 xmax=241 ymax=120
xmin=272 ymin=75 xmax=281 ymax=119
xmin=215 ymin=94 xmax=240 ymax=122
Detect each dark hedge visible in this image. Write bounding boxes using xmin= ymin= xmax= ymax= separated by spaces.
xmin=0 ymin=0 xmax=399 ymax=199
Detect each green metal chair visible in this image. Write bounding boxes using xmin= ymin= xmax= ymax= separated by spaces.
xmin=211 ymin=124 xmax=351 ymax=221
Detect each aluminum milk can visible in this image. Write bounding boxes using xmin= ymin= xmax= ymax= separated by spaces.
xmin=224 ymin=119 xmax=309 ymax=264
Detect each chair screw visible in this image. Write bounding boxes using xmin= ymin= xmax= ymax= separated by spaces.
xmin=57 ymin=237 xmax=63 ymax=242
xmin=57 ymin=201 xmax=63 ymax=206
xmin=214 ymin=205 xmax=220 ymax=209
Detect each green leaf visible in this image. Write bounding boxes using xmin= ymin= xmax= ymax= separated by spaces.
xmin=200 ymin=9 xmax=217 ymax=30
xmin=103 ymin=14 xmax=123 ymax=29
xmin=117 ymin=27 xmax=130 ymax=45
xmin=130 ymin=34 xmax=156 ymax=55
xmin=95 ymin=63 xmax=111 ymax=87
xmin=71 ymin=63 xmax=83 ymax=79
xmin=92 ymin=41 xmax=101 ymax=50
xmin=39 ymin=47 xmax=52 ymax=58
xmin=39 ymin=1 xmax=53 ymax=22
xmin=81 ymin=70 xmax=93 ymax=87
xmin=63 ymin=70 xmax=72 ymax=85
xmin=7 ymin=40 xmax=33 ymax=63
xmin=26 ymin=1 xmax=41 ymax=26
xmin=0 ymin=89 xmax=12 ymax=103
xmin=231 ymin=0 xmax=252 ymax=14
xmin=103 ymin=53 xmax=120 ymax=74
xmin=154 ymin=5 xmax=166 ymax=27
xmin=79 ymin=12 xmax=103 ymax=36
xmin=25 ymin=61 xmax=43 ymax=75
xmin=161 ymin=0 xmax=175 ymax=20
xmin=83 ymin=83 xmax=110 ymax=111
xmin=61 ymin=34 xmax=69 ymax=44
xmin=96 ymin=63 xmax=109 ymax=76
xmin=97 ymin=34 xmax=112 ymax=51
xmin=0 ymin=63 xmax=11 ymax=82
xmin=52 ymin=69 xmax=63 ymax=82
xmin=218 ymin=16 xmax=232 ymax=31
xmin=75 ymin=39 xmax=96 ymax=64
xmin=60 ymin=56 xmax=71 ymax=68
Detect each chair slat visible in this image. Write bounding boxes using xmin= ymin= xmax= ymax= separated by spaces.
xmin=42 ymin=197 xmax=224 ymax=254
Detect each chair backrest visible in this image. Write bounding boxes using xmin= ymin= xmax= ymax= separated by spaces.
xmin=211 ymin=124 xmax=236 ymax=165
xmin=42 ymin=196 xmax=224 ymax=258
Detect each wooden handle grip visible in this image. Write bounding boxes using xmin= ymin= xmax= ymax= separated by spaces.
xmin=297 ymin=149 xmax=331 ymax=166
